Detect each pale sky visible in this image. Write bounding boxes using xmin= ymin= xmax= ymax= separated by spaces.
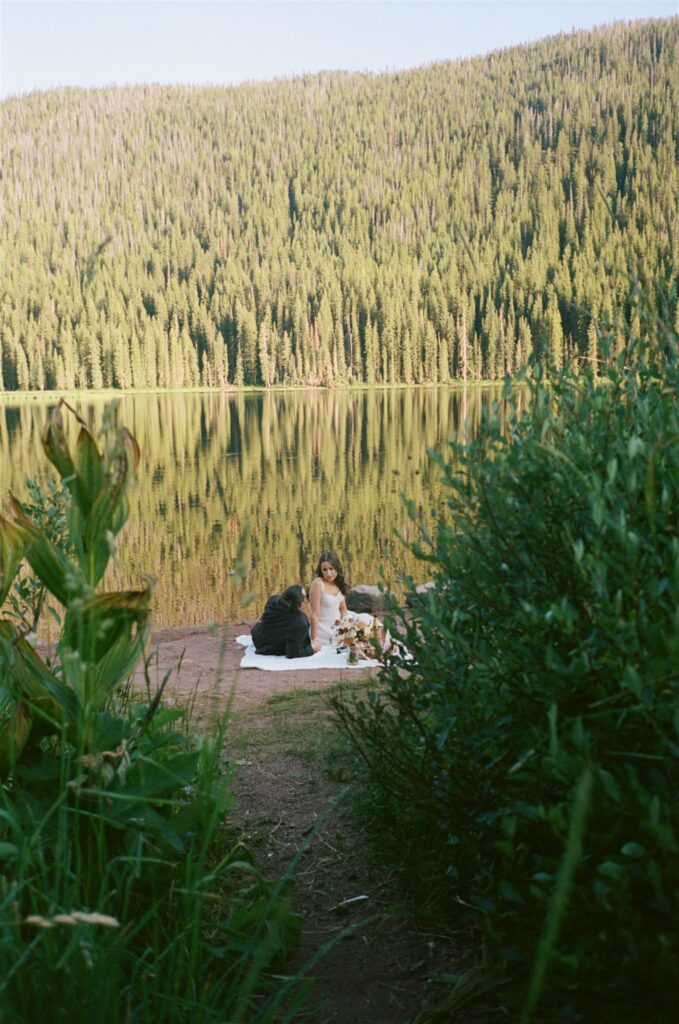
xmin=1 ymin=0 xmax=676 ymax=99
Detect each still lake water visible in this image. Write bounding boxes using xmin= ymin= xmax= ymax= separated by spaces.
xmin=0 ymin=387 xmax=512 ymax=628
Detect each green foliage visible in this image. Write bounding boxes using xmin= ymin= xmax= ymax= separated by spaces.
xmin=332 ymin=278 xmax=679 ymax=1020
xmin=0 ymin=400 xmax=149 ymax=771
xmin=0 ymin=404 xmax=305 ymax=1022
xmin=1 ymin=20 xmax=677 ymax=389
xmin=6 ymin=476 xmax=72 ymax=635
xmin=0 ymin=705 xmax=304 ymax=1024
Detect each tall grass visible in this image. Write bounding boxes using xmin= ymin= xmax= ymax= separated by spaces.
xmin=0 ymin=698 xmax=306 ymax=1022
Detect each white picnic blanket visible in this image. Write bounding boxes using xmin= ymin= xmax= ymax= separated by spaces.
xmin=236 ymin=634 xmax=380 ymax=671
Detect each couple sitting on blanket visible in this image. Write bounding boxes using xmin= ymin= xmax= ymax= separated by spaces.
xmin=252 ymin=550 xmax=378 ymax=660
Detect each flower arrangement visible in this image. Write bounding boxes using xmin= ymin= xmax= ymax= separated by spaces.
xmin=334 ymin=614 xmax=383 ymax=662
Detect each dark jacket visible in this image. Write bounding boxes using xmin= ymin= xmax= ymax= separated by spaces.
xmin=251 ymin=595 xmax=315 ymax=659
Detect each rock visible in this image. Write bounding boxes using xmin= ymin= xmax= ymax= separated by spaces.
xmin=406 ymin=581 xmax=436 ymax=607
xmin=416 ymin=581 xmax=436 ymax=595
xmin=347 ymin=584 xmax=390 ymax=613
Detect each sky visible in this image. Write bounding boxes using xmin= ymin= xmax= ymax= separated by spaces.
xmin=1 ymin=0 xmax=676 ymax=99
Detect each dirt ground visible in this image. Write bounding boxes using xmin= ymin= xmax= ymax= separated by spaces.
xmin=131 ymin=623 xmax=469 ymax=1024
xmin=130 ymin=622 xmax=382 ymax=712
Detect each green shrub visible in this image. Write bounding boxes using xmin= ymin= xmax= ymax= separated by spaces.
xmin=332 ymin=280 xmax=679 ymax=1021
xmin=0 ymin=402 xmax=304 ymax=1023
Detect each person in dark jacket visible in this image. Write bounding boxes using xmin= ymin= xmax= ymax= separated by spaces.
xmin=251 ymin=584 xmax=321 ymax=659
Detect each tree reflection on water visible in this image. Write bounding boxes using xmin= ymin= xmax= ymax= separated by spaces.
xmin=0 ymin=386 xmax=519 ymax=627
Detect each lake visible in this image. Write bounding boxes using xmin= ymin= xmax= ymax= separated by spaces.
xmin=0 ymin=387 xmax=513 ymax=628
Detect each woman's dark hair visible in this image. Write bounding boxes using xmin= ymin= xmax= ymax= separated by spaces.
xmin=279 ymin=583 xmax=306 ymax=612
xmin=314 ymin=550 xmax=348 ymax=595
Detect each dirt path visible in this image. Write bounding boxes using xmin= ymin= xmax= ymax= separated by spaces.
xmin=132 ymin=624 xmax=460 ymax=1024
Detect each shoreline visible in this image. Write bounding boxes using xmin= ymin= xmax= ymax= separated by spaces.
xmin=132 ymin=621 xmax=379 ymax=713
xmin=0 ymin=379 xmax=504 ymax=406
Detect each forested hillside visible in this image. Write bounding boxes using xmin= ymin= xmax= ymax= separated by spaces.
xmin=1 ymin=18 xmax=676 ymax=391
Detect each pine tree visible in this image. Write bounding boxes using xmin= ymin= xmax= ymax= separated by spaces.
xmin=0 ymin=18 xmax=675 ymax=391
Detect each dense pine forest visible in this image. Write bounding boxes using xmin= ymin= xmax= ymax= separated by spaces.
xmin=1 ymin=18 xmax=676 ymax=391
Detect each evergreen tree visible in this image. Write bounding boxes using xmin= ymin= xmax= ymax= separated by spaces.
xmin=0 ymin=19 xmax=675 ymax=391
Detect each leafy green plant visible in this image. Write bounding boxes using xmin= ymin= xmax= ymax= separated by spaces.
xmin=6 ymin=476 xmax=73 ymax=638
xmin=332 ymin=278 xmax=679 ymax=1020
xmin=0 ymin=399 xmax=150 ymax=774
xmin=0 ymin=401 xmax=305 ymax=1022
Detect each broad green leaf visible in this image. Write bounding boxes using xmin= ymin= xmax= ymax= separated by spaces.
xmin=40 ymin=401 xmax=80 ymax=490
xmin=10 ymin=498 xmax=85 ymax=607
xmin=110 ymin=497 xmax=130 ymax=538
xmin=120 ymin=750 xmax=202 ymax=801
xmin=90 ymin=432 xmax=139 ymax=543
xmin=0 ymin=515 xmax=29 ymax=606
xmin=62 ymin=586 xmax=152 ymax=666
xmin=41 ymin=402 xmax=104 ymax=521
xmin=0 ymin=619 xmax=19 ymax=664
xmin=85 ymin=630 xmax=149 ymax=705
xmin=75 ymin=425 xmax=104 ymax=514
xmin=88 ymin=537 xmax=117 ymax=590
xmin=105 ymin=802 xmax=185 ymax=853
xmin=82 ymin=455 xmax=132 ymax=583
xmin=12 ymin=636 xmax=79 ymax=727
xmin=0 ymin=700 xmax=33 ymax=778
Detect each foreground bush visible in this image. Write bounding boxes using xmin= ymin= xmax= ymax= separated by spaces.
xmin=332 ymin=282 xmax=678 ymax=1021
xmin=0 ymin=403 xmax=302 ymax=1023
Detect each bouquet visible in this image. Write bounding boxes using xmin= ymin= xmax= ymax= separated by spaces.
xmin=334 ymin=614 xmax=383 ymax=662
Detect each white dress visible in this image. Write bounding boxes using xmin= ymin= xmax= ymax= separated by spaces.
xmin=315 ymin=586 xmax=379 ymax=648
xmin=316 ymin=587 xmax=345 ymax=646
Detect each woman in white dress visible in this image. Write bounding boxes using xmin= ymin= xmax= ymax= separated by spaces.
xmin=309 ymin=549 xmax=387 ymax=655
xmin=308 ymin=550 xmax=349 ymax=648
